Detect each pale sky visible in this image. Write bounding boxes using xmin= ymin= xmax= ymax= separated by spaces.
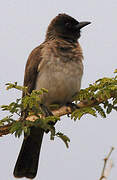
xmin=0 ymin=0 xmax=117 ymax=179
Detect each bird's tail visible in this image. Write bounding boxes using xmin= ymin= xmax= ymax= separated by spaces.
xmin=13 ymin=126 xmax=44 ymax=179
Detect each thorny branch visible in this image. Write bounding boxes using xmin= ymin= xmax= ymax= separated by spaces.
xmin=0 ymin=123 xmax=13 ymax=137
xmin=99 ymin=147 xmax=114 ymax=180
xmin=0 ymin=90 xmax=116 ymax=137
xmin=0 ymin=96 xmax=105 ymax=137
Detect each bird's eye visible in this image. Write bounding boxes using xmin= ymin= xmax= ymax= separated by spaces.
xmin=65 ymin=22 xmax=71 ymax=29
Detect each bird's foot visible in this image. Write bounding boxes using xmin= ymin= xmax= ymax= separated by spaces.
xmin=66 ymin=102 xmax=79 ymax=112
xmin=40 ymin=104 xmax=53 ymax=117
xmin=40 ymin=104 xmax=56 ymax=133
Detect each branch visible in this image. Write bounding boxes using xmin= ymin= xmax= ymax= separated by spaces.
xmin=0 ymin=123 xmax=13 ymax=137
xmin=0 ymin=105 xmax=72 ymax=137
xmin=0 ymin=90 xmax=116 ymax=137
xmin=0 ymin=98 xmax=100 ymax=137
xmin=99 ymin=147 xmax=114 ymax=180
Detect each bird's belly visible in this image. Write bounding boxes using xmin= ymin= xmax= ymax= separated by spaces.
xmin=35 ymin=60 xmax=83 ymax=106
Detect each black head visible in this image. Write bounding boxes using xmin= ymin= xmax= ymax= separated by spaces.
xmin=46 ymin=13 xmax=91 ymax=42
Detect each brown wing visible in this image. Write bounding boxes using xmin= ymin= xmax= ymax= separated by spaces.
xmin=23 ymin=44 xmax=44 ymax=96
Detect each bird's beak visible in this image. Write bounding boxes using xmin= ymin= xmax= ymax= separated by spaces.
xmin=75 ymin=21 xmax=91 ymax=29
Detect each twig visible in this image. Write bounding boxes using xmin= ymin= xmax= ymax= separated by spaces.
xmin=0 ymin=99 xmax=90 ymax=136
xmin=99 ymin=147 xmax=114 ymax=180
xmin=0 ymin=105 xmax=72 ymax=136
xmin=0 ymin=123 xmax=13 ymax=137
xmin=0 ymin=90 xmax=116 ymax=137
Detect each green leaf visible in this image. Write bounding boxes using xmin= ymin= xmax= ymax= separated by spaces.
xmin=41 ymin=88 xmax=48 ymax=93
xmin=114 ymin=69 xmax=117 ymax=73
xmin=6 ymin=82 xmax=28 ymax=94
xmin=1 ymin=99 xmax=21 ymax=115
xmin=106 ymin=104 xmax=113 ymax=114
xmin=0 ymin=115 xmax=14 ymax=125
xmin=94 ymin=105 xmax=106 ymax=118
xmin=113 ymin=98 xmax=117 ymax=105
xmin=9 ymin=121 xmax=22 ymax=136
xmin=56 ymin=132 xmax=70 ymax=148
xmin=71 ymin=107 xmax=97 ymax=121
xmin=104 ymin=101 xmax=109 ymax=108
xmin=15 ymin=128 xmax=22 ymax=138
xmin=44 ymin=116 xmax=60 ymax=124
xmin=49 ymin=126 xmax=56 ymax=140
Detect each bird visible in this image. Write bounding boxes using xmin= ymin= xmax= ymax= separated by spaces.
xmin=13 ymin=13 xmax=91 ymax=179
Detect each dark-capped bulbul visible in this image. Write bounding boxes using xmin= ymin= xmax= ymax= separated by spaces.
xmin=13 ymin=13 xmax=91 ymax=179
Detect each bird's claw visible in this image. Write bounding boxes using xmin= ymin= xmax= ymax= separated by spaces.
xmin=66 ymin=102 xmax=78 ymax=112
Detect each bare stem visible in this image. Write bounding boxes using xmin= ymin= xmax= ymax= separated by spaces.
xmin=99 ymin=147 xmax=114 ymax=180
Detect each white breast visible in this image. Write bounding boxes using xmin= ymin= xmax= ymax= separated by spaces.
xmin=35 ymin=54 xmax=83 ymax=106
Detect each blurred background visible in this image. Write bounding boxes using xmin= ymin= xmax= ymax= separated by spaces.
xmin=0 ymin=0 xmax=117 ymax=179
